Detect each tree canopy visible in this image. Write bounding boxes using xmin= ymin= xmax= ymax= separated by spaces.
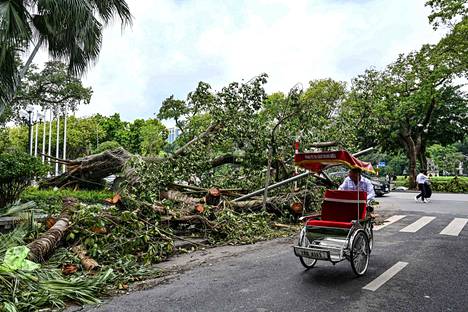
xmin=0 ymin=0 xmax=132 ymax=117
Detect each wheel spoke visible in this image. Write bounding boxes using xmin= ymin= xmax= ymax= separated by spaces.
xmin=351 ymin=231 xmax=369 ymax=275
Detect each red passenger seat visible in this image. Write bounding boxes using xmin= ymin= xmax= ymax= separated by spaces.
xmin=306 ymin=190 xmax=367 ymax=229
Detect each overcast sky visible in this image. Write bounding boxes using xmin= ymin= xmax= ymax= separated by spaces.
xmin=47 ymin=0 xmax=444 ymax=123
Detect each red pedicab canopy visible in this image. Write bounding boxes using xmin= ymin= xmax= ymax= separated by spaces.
xmin=294 ymin=150 xmax=375 ymax=174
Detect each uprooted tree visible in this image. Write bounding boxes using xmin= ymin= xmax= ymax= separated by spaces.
xmin=41 ymin=75 xmax=356 ymax=211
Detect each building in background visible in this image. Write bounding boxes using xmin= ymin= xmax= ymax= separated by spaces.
xmin=168 ymin=127 xmax=181 ymax=143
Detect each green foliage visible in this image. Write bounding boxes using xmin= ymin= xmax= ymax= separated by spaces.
xmin=138 ymin=119 xmax=168 ymax=156
xmin=0 ymin=228 xmax=114 ymax=311
xmin=70 ymin=204 xmax=174 ymax=265
xmin=430 ymin=176 xmax=468 ymax=193
xmin=426 ymin=0 xmax=467 ymax=29
xmin=0 ymin=152 xmax=48 ymax=208
xmin=428 ymin=144 xmax=464 ymax=175
xmin=208 ymin=209 xmax=278 ymax=244
xmin=92 ymin=141 xmax=122 ymax=154
xmin=20 ymin=188 xmax=113 ymax=214
xmin=3 ymin=113 xmax=169 ymax=158
xmin=13 ymin=61 xmax=92 ymax=116
xmin=121 ymin=156 xmax=175 ymax=203
xmin=341 ymin=41 xmax=467 ymax=188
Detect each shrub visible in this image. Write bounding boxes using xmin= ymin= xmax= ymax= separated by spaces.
xmin=395 ymin=176 xmax=468 ymax=193
xmin=0 ymin=152 xmax=48 ymax=208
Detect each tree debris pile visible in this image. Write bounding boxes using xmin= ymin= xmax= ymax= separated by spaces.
xmin=1 ymin=76 xmax=338 ymax=311
xmin=0 ymin=177 xmax=324 ymax=311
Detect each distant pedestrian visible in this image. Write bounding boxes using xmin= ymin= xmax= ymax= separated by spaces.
xmin=415 ymin=170 xmax=428 ymax=203
xmin=425 ymin=174 xmax=433 ymax=202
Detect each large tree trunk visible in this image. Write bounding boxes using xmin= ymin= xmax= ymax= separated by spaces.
xmin=41 ymin=148 xmax=132 ymax=189
xmin=27 ymin=198 xmax=79 ymax=262
xmin=399 ymin=132 xmax=418 ymax=189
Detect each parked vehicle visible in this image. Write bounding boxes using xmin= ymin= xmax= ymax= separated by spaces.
xmin=364 ymin=175 xmax=390 ymax=197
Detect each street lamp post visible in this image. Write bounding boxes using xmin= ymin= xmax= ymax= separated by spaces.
xmin=26 ymin=105 xmax=34 ymax=155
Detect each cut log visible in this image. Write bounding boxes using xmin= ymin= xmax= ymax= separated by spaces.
xmin=194 ymin=204 xmax=205 ymax=214
xmin=290 ymin=202 xmax=303 ymax=215
xmin=205 ymin=188 xmax=221 ymax=206
xmin=27 ymin=198 xmax=78 ymax=262
xmin=272 ymin=223 xmax=297 ymax=230
xmin=160 ymin=190 xmax=204 ymax=206
xmin=72 ymin=245 xmax=100 ymax=271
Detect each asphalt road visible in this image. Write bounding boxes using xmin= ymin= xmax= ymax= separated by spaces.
xmin=76 ymin=192 xmax=468 ymax=312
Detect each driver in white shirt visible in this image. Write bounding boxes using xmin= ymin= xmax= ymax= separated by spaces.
xmin=339 ymin=168 xmax=376 ymax=201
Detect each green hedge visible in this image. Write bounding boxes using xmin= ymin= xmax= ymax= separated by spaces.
xmin=21 ymin=188 xmax=114 ymax=213
xmin=395 ymin=176 xmax=468 ymax=193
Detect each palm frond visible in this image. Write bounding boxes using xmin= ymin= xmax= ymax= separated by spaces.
xmin=0 ymin=0 xmax=33 ymax=44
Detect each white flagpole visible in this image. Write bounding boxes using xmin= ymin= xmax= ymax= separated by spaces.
xmin=34 ymin=112 xmax=39 ymax=157
xmin=62 ymin=104 xmax=68 ymax=173
xmin=55 ymin=108 xmax=60 ymax=176
xmin=42 ymin=111 xmax=46 ymax=163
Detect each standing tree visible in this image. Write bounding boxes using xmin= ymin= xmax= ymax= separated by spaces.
xmin=0 ymin=0 xmax=132 ymax=117
xmin=342 ymin=43 xmax=467 ymax=188
xmin=9 ymin=61 xmax=92 ymax=121
xmin=341 ymin=1 xmax=468 ymax=188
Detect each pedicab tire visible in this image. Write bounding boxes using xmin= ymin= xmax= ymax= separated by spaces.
xmin=350 ymin=230 xmax=370 ymax=277
xmin=300 ymin=256 xmax=317 ymax=269
xmin=298 ymin=228 xmax=317 ymax=269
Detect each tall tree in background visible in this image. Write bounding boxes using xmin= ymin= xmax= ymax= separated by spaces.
xmin=0 ymin=0 xmax=132 ymax=117
xmin=342 ymin=45 xmax=467 ymax=188
xmin=340 ymin=1 xmax=468 ymax=188
xmin=2 ymin=61 xmax=92 ymax=124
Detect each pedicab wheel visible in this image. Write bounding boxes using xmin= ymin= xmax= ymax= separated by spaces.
xmin=350 ymin=230 xmax=370 ymax=276
xmin=298 ymin=229 xmax=317 ymax=269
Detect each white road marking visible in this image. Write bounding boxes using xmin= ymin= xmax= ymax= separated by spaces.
xmin=440 ymin=218 xmax=468 ymax=236
xmin=374 ymin=215 xmax=406 ymax=231
xmin=363 ymin=261 xmax=408 ymax=291
xmin=400 ymin=216 xmax=436 ymax=233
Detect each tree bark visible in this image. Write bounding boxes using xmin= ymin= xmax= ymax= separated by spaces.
xmin=160 ymin=190 xmax=204 ymax=206
xmin=27 ymin=198 xmax=79 ymax=262
xmin=400 ymin=133 xmax=418 ymax=189
xmin=72 ymin=245 xmax=100 ymax=271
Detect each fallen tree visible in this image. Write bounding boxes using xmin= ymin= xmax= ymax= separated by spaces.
xmin=41 ymin=148 xmax=132 ymax=189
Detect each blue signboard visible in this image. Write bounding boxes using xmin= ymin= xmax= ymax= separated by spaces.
xmin=378 ymin=161 xmax=386 ymax=167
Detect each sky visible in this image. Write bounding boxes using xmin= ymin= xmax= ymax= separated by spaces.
xmin=38 ymin=0 xmax=444 ymax=124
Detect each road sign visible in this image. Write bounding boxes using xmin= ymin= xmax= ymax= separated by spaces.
xmin=378 ymin=161 xmax=386 ymax=167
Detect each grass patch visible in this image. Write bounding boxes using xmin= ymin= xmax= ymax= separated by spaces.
xmin=20 ymin=188 xmax=114 ymax=214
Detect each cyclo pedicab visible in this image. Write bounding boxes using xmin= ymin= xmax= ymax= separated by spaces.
xmin=292 ymin=150 xmax=375 ymax=276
